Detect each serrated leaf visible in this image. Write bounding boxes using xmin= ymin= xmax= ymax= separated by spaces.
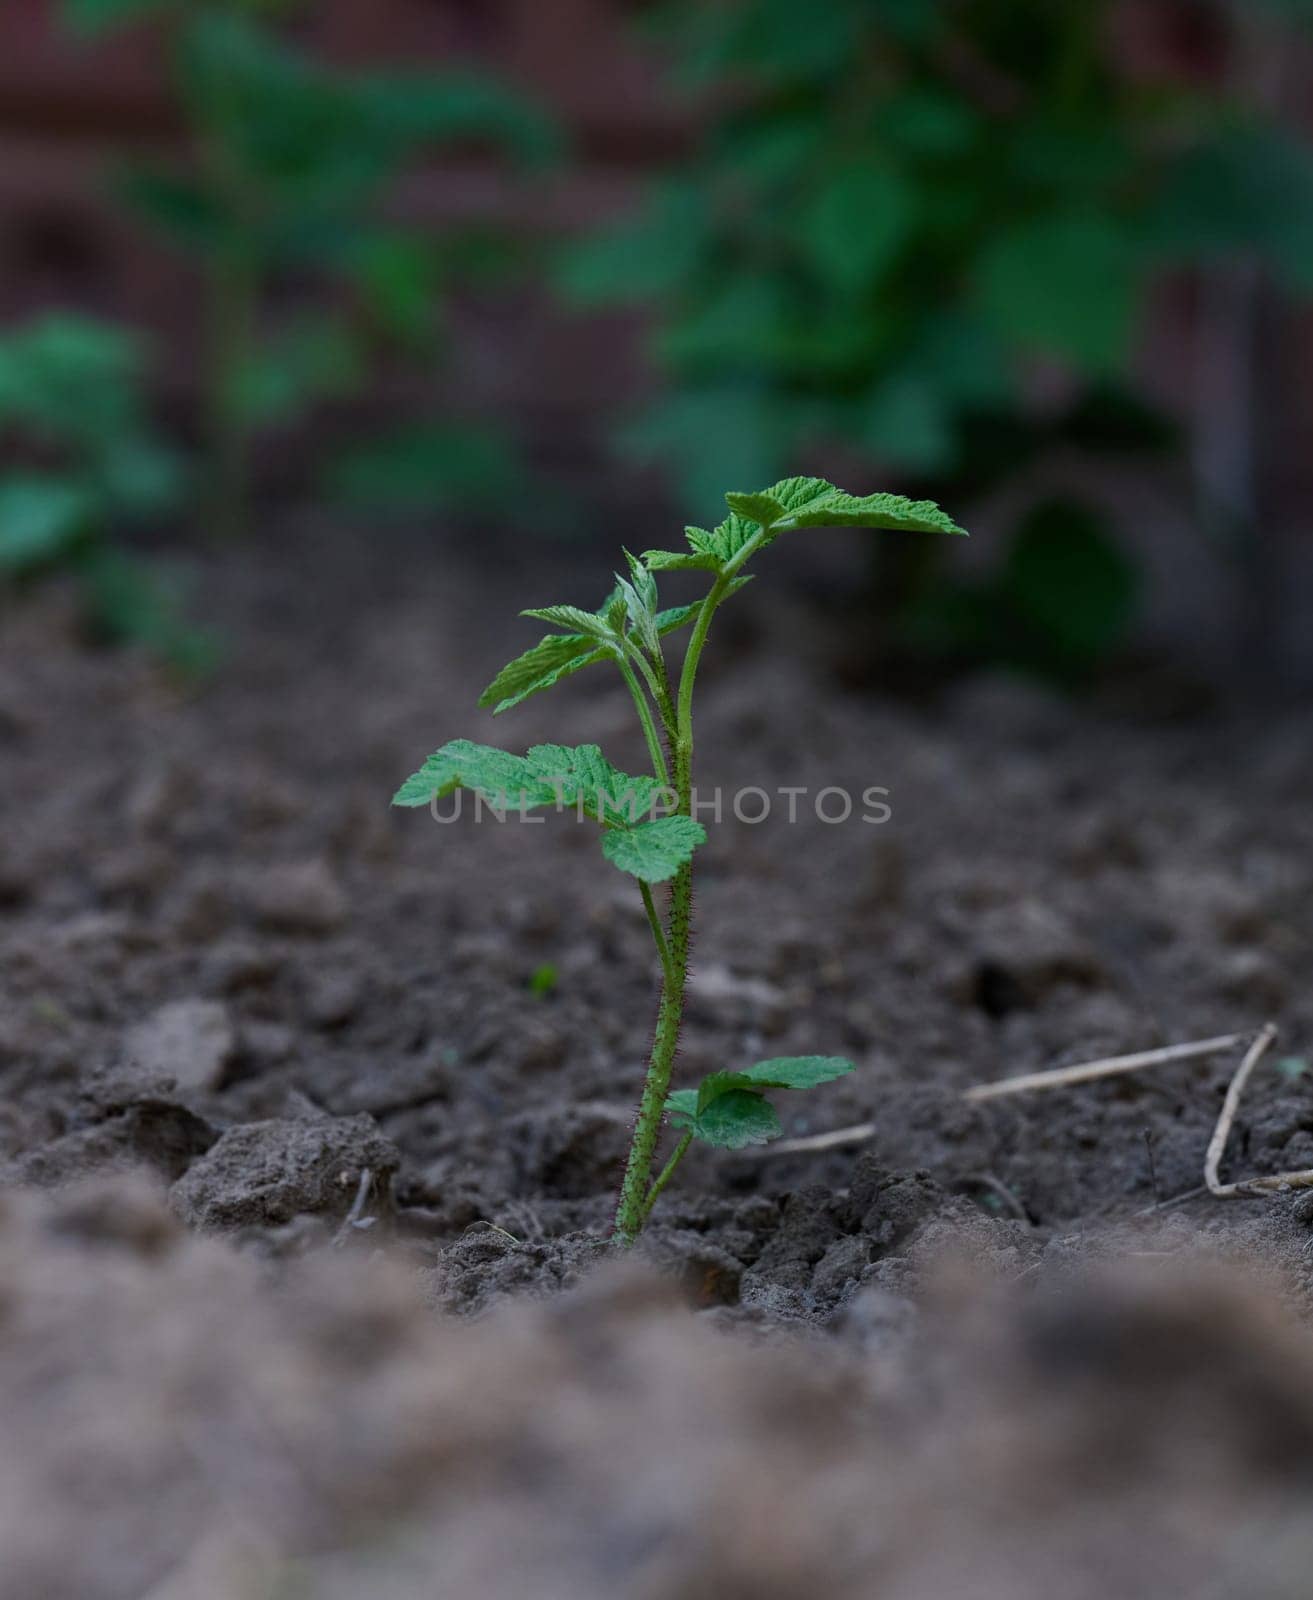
xmin=740 ymin=1056 xmax=855 ymax=1091
xmin=392 ymin=740 xmax=547 ymax=809
xmin=599 ymin=586 xmax=630 ymax=633
xmin=713 ymin=477 xmax=965 ymax=560
xmin=671 ymin=1087 xmax=781 ymax=1150
xmin=622 ymin=547 xmax=658 ymax=613
xmin=652 ymin=599 xmax=703 ymax=633
xmin=525 ymin=742 xmax=662 ymax=824
xmin=486 ymin=582 xmax=746 ymax=716
xmin=613 ymin=571 xmax=660 ymax=654
xmin=666 ymin=1055 xmax=855 ymax=1149
xmin=652 ymin=475 xmax=908 ymax=573
xmin=782 ymin=488 xmax=966 ymax=536
xmin=520 ymin=603 xmax=617 ymax=640
xmin=478 ymin=632 xmax=608 ymax=714
xmin=642 ymin=548 xmax=721 ymax=573
xmin=706 ymin=510 xmax=761 ymax=563
xmin=762 ymin=475 xmax=835 ymax=512
xmin=395 ymin=739 xmax=662 ymax=824
xmin=395 ymin=740 xmax=701 ymax=880
xmin=601 ymin=815 xmax=706 ymax=882
xmin=723 ymin=491 xmax=787 ymax=527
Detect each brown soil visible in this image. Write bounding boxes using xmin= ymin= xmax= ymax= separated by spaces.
xmin=2 ymin=517 xmax=1311 ymax=1595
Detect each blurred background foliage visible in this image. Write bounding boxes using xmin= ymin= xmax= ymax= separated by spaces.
xmin=0 ymin=312 xmax=213 ymax=670
xmin=1 ymin=0 xmax=1310 ymax=685
xmin=67 ymin=0 xmax=558 ymax=541
xmin=563 ymin=0 xmax=1313 ymax=680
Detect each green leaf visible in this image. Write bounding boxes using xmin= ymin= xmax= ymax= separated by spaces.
xmin=669 ymin=1087 xmax=781 ymax=1149
xmin=780 ymin=486 xmax=967 ymax=536
xmin=355 ymin=71 xmax=560 ymax=168
xmin=740 ymin=1056 xmax=855 ymax=1090
xmin=642 ymin=547 xmax=721 ymax=573
xmin=691 ymin=1070 xmax=752 ymax=1113
xmin=483 ymin=582 xmax=747 ymax=715
xmin=76 ymin=545 xmax=217 ymax=677
xmin=0 ymin=479 xmax=92 ymax=572
xmin=478 ymin=633 xmax=609 ymax=714
xmin=760 ymin=475 xmax=837 ymax=512
xmin=976 ymin=214 xmax=1140 ymax=374
xmin=723 ymin=490 xmax=787 ymax=527
xmin=645 ymin=477 xmax=964 ymax=576
xmin=622 ymin=547 xmax=658 ymax=614
xmin=724 ymin=478 xmax=966 ymax=541
xmin=327 ymin=423 xmax=526 ymax=517
xmin=798 ymin=161 xmax=913 ymax=292
xmin=558 ymin=181 xmax=706 ymax=305
xmin=704 ymin=509 xmax=763 ymax=563
xmin=524 ymin=743 xmax=663 ymax=824
xmin=232 ymin=319 xmax=362 ymax=425
xmin=665 ymin=1054 xmax=854 ymax=1148
xmin=613 ymin=568 xmax=659 ymax=654
xmin=665 ymin=1088 xmax=699 ymax=1122
xmin=601 ymin=815 xmax=706 ymax=882
xmin=862 ymin=375 xmax=956 ymax=473
xmin=392 ymin=739 xmax=545 ymax=809
xmin=394 ymin=740 xmax=703 ymax=880
xmin=350 ymin=231 xmax=440 ymax=342
xmin=520 ymin=604 xmax=617 ymax=641
xmin=0 ymin=314 xmax=147 ymax=446
xmin=697 ymin=1090 xmax=781 ymax=1148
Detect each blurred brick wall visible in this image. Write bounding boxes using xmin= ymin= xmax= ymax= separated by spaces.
xmin=0 ymin=0 xmax=682 ymax=463
xmin=2 ymin=1 xmax=1310 ymax=559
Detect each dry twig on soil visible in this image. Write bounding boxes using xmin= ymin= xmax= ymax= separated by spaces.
xmin=1202 ymin=1024 xmax=1313 ymax=1197
xmin=962 ymin=1033 xmax=1249 ymax=1103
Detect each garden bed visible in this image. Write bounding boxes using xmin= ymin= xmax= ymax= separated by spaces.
xmin=2 ymin=515 xmax=1311 ymax=1593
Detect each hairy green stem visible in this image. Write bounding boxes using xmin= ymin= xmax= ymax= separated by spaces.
xmin=613 ymin=860 xmax=692 ymax=1245
xmin=640 ymin=1130 xmax=693 ymax=1223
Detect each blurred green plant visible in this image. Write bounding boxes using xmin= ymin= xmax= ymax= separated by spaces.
xmin=0 ymin=313 xmax=210 ymax=669
xmin=64 ymin=0 xmax=558 ymax=537
xmin=563 ymin=0 xmax=1313 ymax=678
xmin=528 ymin=962 xmax=560 ymax=999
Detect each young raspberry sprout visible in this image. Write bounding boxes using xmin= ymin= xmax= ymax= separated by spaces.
xmin=394 ymin=477 xmax=966 ymax=1244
